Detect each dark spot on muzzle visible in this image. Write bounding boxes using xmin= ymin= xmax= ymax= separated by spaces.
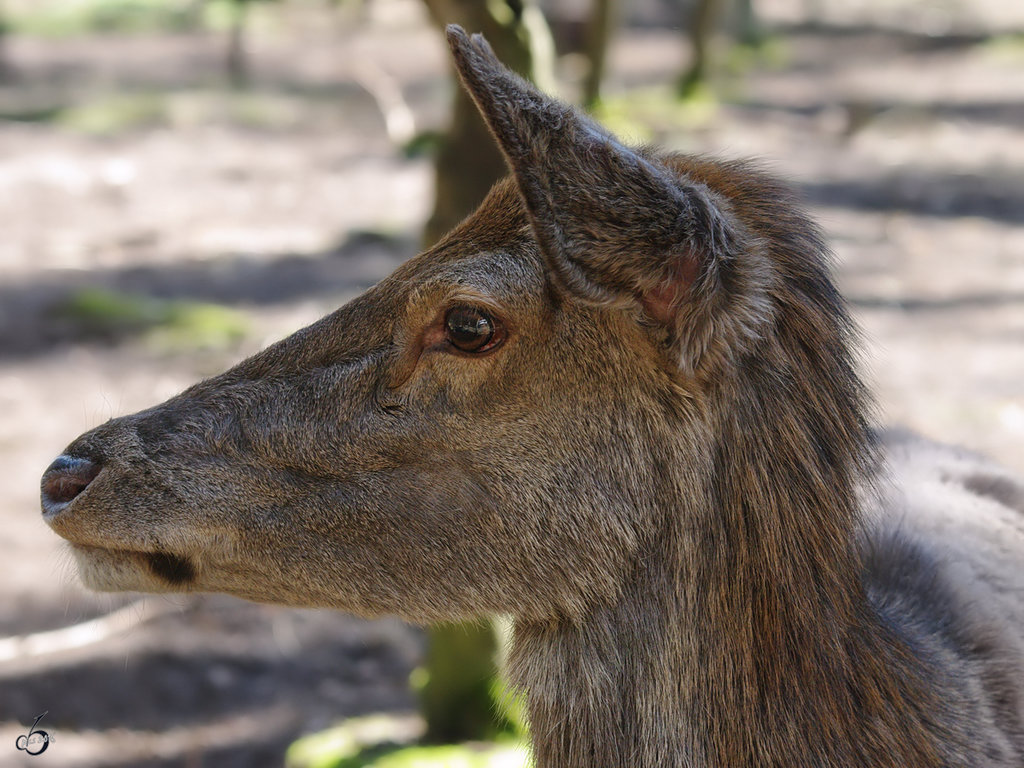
xmin=147 ymin=552 xmax=196 ymax=586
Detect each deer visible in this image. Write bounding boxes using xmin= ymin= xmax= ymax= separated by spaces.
xmin=39 ymin=26 xmax=1024 ymax=768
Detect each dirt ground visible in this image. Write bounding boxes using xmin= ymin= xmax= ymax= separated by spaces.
xmin=1 ymin=1 xmax=1022 ymax=766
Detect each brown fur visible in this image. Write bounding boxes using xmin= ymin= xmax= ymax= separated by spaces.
xmin=40 ymin=27 xmax=1024 ymax=767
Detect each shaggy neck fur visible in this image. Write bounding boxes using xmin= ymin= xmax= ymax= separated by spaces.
xmin=509 ymin=306 xmax=953 ymax=768
xmin=509 ymin=431 xmax=943 ymax=767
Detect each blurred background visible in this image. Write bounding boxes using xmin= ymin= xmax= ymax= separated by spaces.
xmin=0 ymin=0 xmax=1022 ymax=765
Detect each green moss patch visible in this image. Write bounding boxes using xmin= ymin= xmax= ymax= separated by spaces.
xmin=286 ymin=715 xmax=529 ymax=768
xmin=51 ymin=288 xmax=249 ymax=351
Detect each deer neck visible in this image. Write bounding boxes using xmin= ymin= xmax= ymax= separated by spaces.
xmin=509 ymin=405 xmax=944 ymax=768
xmin=510 ymin=547 xmax=703 ymax=767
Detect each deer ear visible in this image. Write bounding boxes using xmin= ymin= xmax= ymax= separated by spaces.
xmin=446 ymin=25 xmax=761 ymax=374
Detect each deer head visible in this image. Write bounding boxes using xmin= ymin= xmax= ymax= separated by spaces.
xmin=41 ymin=28 xmax=860 ymax=633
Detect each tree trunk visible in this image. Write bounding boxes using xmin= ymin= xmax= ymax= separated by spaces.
xmin=418 ymin=620 xmax=510 ymax=743
xmin=226 ymin=0 xmax=250 ymax=89
xmin=421 ymin=0 xmax=554 ymax=246
xmin=581 ymin=0 xmax=616 ymax=110
xmin=678 ymin=0 xmax=724 ymax=98
xmin=0 ymin=2 xmax=11 ymax=84
xmin=417 ymin=0 xmax=554 ymax=743
xmin=735 ymin=0 xmax=762 ymax=48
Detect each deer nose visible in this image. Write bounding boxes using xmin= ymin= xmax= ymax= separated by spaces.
xmin=41 ymin=455 xmax=102 ymax=517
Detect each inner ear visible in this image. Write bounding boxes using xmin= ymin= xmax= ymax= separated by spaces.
xmin=640 ymin=250 xmax=703 ymax=327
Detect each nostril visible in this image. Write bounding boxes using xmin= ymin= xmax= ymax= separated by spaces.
xmin=41 ymin=455 xmax=102 ymax=514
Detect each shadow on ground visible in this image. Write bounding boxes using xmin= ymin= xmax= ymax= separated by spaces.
xmin=0 ymin=597 xmax=421 ymax=768
xmin=0 ymin=232 xmax=417 ymax=359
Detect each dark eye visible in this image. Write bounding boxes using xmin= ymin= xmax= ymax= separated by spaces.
xmin=444 ymin=306 xmax=500 ymax=353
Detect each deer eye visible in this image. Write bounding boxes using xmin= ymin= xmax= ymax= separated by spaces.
xmin=444 ymin=306 xmax=500 ymax=353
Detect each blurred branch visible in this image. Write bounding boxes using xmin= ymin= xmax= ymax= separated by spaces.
xmin=351 ymin=59 xmax=416 ymax=146
xmin=0 ymin=599 xmax=191 ymax=663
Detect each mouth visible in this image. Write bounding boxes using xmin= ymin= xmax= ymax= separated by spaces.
xmin=69 ymin=544 xmax=197 ymax=591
